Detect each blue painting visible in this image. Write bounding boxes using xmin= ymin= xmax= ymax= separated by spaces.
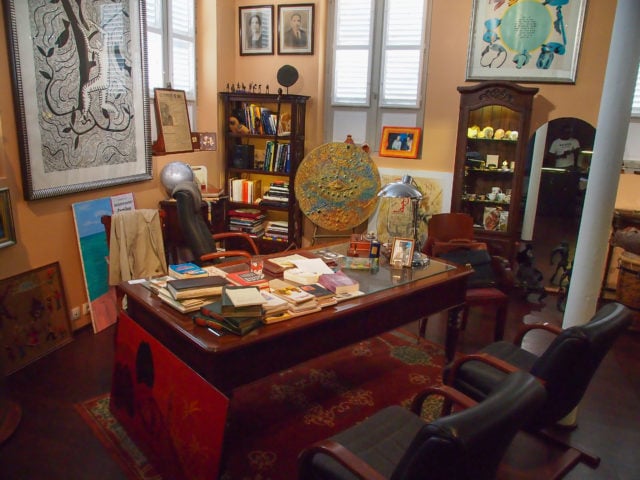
xmin=72 ymin=193 xmax=133 ymax=332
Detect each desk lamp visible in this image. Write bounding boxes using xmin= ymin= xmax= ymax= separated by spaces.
xmin=377 ymin=175 xmax=423 ymax=251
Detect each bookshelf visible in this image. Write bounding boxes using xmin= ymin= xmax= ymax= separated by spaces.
xmin=220 ymin=92 xmax=309 ymax=253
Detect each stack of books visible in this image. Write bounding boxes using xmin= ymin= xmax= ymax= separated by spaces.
xmin=263 ymin=220 xmax=289 ymax=243
xmin=260 ymin=181 xmax=289 ymax=207
xmin=198 ymin=285 xmax=267 ymax=335
xmin=226 ymin=270 xmax=270 ymax=289
xmin=266 ymin=278 xmax=322 ymax=323
xmin=166 ymin=275 xmax=229 ymax=300
xmin=228 ymin=208 xmax=267 ymax=237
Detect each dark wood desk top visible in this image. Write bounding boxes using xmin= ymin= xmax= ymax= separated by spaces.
xmin=118 ymin=254 xmax=470 ymax=394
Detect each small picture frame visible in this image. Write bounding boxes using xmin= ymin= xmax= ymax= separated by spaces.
xmin=153 ymin=88 xmax=193 ymax=154
xmin=278 ymin=4 xmax=314 ymax=55
xmin=0 ymin=187 xmax=17 ymax=249
xmin=379 ymin=127 xmax=422 ymax=159
xmin=239 ymin=5 xmax=274 ymax=56
xmin=390 ymin=237 xmax=415 ymax=268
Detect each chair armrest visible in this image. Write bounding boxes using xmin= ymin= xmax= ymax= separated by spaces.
xmin=298 ymin=440 xmax=387 ymax=480
xmin=491 ymin=255 xmax=515 ymax=291
xmin=410 ymin=384 xmax=477 ymax=416
xmin=444 ymin=353 xmax=521 ymax=386
xmin=513 ymin=322 xmax=563 ymax=346
xmin=212 ymin=232 xmax=260 ymax=255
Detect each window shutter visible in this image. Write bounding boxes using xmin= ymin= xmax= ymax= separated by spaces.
xmin=381 ymin=0 xmax=425 ymax=107
xmin=332 ymin=0 xmax=374 ymax=106
xmin=632 ymin=67 xmax=640 ymax=117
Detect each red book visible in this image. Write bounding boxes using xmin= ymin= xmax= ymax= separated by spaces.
xmin=226 ymin=270 xmax=270 ymax=288
xmin=318 ymin=270 xmax=360 ymax=294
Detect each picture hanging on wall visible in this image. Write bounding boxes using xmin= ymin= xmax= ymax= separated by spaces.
xmin=0 ymin=262 xmax=73 ymax=375
xmin=0 ymin=187 xmax=17 ymax=249
xmin=466 ymin=0 xmax=587 ymax=83
xmin=278 ymin=4 xmax=314 ymax=55
xmin=239 ymin=5 xmax=274 ymax=56
xmin=3 ymin=0 xmax=152 ymax=200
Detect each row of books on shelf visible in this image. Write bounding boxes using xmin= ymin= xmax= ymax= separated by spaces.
xmin=240 ymin=104 xmax=290 ymax=136
xmin=228 ymin=208 xmax=267 ymax=237
xmin=229 ymin=178 xmax=261 ymax=204
xmin=263 ymin=141 xmax=290 ymax=173
xmin=148 ymin=261 xmax=362 ymax=335
xmin=263 ymin=220 xmax=289 ymax=242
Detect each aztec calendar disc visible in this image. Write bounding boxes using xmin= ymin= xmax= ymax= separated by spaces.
xmin=295 ymin=142 xmax=381 ymax=231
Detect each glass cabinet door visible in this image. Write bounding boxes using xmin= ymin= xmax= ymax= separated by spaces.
xmin=461 ymin=105 xmax=520 ymax=233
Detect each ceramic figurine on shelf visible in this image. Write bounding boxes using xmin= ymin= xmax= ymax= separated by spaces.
xmin=344 ymin=134 xmax=355 ymax=144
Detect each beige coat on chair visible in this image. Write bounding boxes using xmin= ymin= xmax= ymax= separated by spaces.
xmin=108 ymin=209 xmax=167 ymax=285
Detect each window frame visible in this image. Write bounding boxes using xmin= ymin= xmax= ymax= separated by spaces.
xmin=324 ymin=0 xmax=431 ymax=153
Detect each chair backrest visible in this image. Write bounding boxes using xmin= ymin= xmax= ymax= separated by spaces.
xmin=423 ymin=213 xmax=474 ymax=256
xmin=172 ymin=182 xmax=218 ymax=264
xmin=391 ymin=371 xmax=546 ymax=480
xmin=529 ymin=302 xmax=632 ymax=428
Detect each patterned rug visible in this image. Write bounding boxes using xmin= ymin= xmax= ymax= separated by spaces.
xmin=75 ymin=329 xmax=445 ymax=480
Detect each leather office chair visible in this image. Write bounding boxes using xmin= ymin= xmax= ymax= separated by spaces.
xmin=419 ymin=213 xmax=512 ymax=342
xmin=444 ymin=302 xmax=633 ymax=471
xmin=298 ymin=371 xmax=546 ymax=480
xmin=172 ymin=182 xmax=260 ymax=267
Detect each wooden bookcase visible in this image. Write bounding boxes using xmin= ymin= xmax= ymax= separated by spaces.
xmin=220 ymin=92 xmax=309 ymax=253
xmin=451 ymin=81 xmax=538 ymax=260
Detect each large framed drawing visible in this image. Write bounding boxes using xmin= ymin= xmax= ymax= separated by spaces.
xmin=0 ymin=263 xmax=73 ymax=375
xmin=3 ymin=0 xmax=152 ymax=200
xmin=466 ymin=0 xmax=587 ymax=83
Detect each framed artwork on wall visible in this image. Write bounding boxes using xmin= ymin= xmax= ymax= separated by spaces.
xmin=466 ymin=0 xmax=587 ymax=83
xmin=379 ymin=126 xmax=422 ymax=159
xmin=0 ymin=262 xmax=73 ymax=375
xmin=0 ymin=187 xmax=16 ymax=249
xmin=3 ymin=0 xmax=152 ymax=200
xmin=278 ymin=4 xmax=314 ymax=55
xmin=239 ymin=5 xmax=274 ymax=56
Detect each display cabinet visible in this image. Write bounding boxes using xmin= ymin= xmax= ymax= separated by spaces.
xmin=451 ymin=81 xmax=538 ymax=259
xmin=220 ymin=92 xmax=309 ymax=253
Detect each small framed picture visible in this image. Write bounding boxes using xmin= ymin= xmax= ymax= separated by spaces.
xmin=380 ymin=126 xmax=422 ymax=159
xmin=153 ymin=88 xmax=194 ymax=154
xmin=278 ymin=4 xmax=314 ymax=55
xmin=390 ymin=237 xmax=415 ymax=268
xmin=239 ymin=5 xmax=274 ymax=56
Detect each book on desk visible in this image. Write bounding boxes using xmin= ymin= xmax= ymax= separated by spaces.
xmin=166 ymin=275 xmax=229 ymax=300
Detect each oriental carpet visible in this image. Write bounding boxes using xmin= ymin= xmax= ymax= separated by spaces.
xmin=75 ymin=329 xmax=446 ymax=480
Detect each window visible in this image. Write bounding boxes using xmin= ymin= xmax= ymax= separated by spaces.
xmin=632 ymin=66 xmax=640 ymax=117
xmin=325 ymin=0 xmax=430 ymax=151
xmin=144 ymin=0 xmax=196 ymax=136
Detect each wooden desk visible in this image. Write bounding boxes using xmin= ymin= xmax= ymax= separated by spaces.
xmin=110 ymin=251 xmax=469 ymax=478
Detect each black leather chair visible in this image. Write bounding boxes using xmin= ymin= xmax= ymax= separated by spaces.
xmin=298 ymin=371 xmax=546 ymax=480
xmin=172 ymin=182 xmax=260 ymax=267
xmin=444 ymin=301 xmax=633 ymax=470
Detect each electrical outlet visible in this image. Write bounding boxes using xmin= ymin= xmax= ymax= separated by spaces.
xmin=82 ymin=303 xmax=91 ymax=315
xmin=71 ymin=307 xmax=81 ymax=321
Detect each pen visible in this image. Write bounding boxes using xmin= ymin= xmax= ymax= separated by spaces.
xmin=207 ymin=327 xmax=221 ymax=336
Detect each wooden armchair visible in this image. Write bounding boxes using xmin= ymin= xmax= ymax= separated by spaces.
xmin=420 ymin=213 xmax=513 ymax=343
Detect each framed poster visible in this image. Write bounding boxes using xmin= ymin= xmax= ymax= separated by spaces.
xmin=3 ymin=0 xmax=152 ymax=200
xmin=153 ymin=88 xmax=194 ymax=154
xmin=0 ymin=263 xmax=73 ymax=375
xmin=466 ymin=0 xmax=587 ymax=83
xmin=239 ymin=5 xmax=274 ymax=55
xmin=278 ymin=4 xmax=314 ymax=55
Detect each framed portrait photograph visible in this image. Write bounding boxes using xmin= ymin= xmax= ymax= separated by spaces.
xmin=466 ymin=0 xmax=587 ymax=83
xmin=239 ymin=5 xmax=274 ymax=55
xmin=278 ymin=4 xmax=314 ymax=55
xmin=380 ymin=127 xmax=422 ymax=159
xmin=153 ymin=88 xmax=194 ymax=154
xmin=4 ymin=0 xmax=152 ymax=200
xmin=0 ymin=187 xmax=17 ymax=249
xmin=390 ymin=237 xmax=415 ymax=268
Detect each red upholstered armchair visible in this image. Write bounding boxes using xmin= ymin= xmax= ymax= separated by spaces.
xmin=419 ymin=213 xmax=513 ymax=343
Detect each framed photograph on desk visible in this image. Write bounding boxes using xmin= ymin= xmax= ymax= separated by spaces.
xmin=153 ymin=88 xmax=194 ymax=154
xmin=390 ymin=237 xmax=415 ymax=268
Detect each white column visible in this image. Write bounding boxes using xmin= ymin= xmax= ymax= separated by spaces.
xmin=521 ymin=123 xmax=548 ymax=241
xmin=563 ymin=0 xmax=640 ymax=327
